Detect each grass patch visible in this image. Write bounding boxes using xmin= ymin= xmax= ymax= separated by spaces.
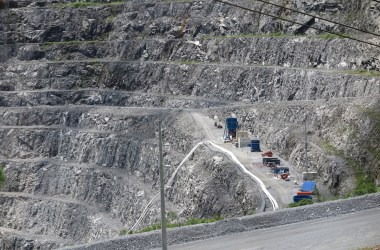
xmin=200 ymin=32 xmax=294 ymax=40
xmin=179 ymin=60 xmax=199 ymax=65
xmin=352 ymin=175 xmax=377 ymax=196
xmin=359 ymin=244 xmax=380 ymax=250
xmin=318 ymin=33 xmax=351 ymax=39
xmin=0 ymin=164 xmax=5 ymax=188
xmin=321 ymin=142 xmax=340 ymax=155
xmin=52 ymin=1 xmax=125 ymax=8
xmin=288 ymin=199 xmax=313 ymax=208
xmin=107 ymin=16 xmax=116 ymax=23
xmin=132 ymin=215 xmax=223 ymax=234
xmin=41 ymin=40 xmax=101 ymax=49
xmin=343 ymin=69 xmax=380 ymax=77
xmin=245 ymin=208 xmax=256 ymax=216
xmin=119 ymin=229 xmax=127 ymax=236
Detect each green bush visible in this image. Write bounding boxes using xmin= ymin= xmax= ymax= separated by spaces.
xmin=119 ymin=229 xmax=127 ymax=236
xmin=352 ymin=175 xmax=377 ymax=196
xmin=288 ymin=199 xmax=313 ymax=208
xmin=0 ymin=165 xmax=5 ymax=188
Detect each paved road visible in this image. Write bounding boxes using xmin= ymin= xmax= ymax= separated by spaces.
xmin=168 ymin=207 xmax=380 ymax=250
xmin=190 ymin=112 xmax=302 ymax=208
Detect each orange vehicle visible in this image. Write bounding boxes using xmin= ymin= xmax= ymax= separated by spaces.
xmin=262 ymin=151 xmax=273 ymax=157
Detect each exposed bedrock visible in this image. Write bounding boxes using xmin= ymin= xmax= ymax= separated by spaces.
xmin=3 ymin=37 xmax=379 ymax=71
xmin=3 ymin=0 xmax=380 ymax=43
xmin=206 ymin=97 xmax=380 ymax=197
xmin=1 ymin=62 xmax=379 ymax=103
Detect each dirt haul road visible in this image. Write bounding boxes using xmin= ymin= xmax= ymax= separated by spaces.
xmin=190 ymin=112 xmax=302 ymax=209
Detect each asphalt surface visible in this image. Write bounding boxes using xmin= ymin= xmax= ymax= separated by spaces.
xmin=168 ymin=207 xmax=380 ymax=250
xmin=190 ymin=112 xmax=302 ymax=208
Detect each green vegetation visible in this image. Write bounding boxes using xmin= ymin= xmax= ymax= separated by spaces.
xmin=318 ymin=33 xmax=351 ymax=40
xmin=162 ymin=0 xmax=193 ymax=3
xmin=358 ymin=245 xmax=380 ymax=250
xmin=107 ymin=16 xmax=116 ymax=23
xmin=288 ymin=199 xmax=313 ymax=208
xmin=131 ymin=214 xmax=223 ymax=234
xmin=321 ymin=103 xmax=380 ymax=197
xmin=201 ymin=32 xmax=291 ymax=40
xmin=352 ymin=175 xmax=377 ymax=196
xmin=343 ymin=69 xmax=380 ymax=77
xmin=245 ymin=208 xmax=256 ymax=216
xmin=0 ymin=164 xmax=5 ymax=188
xmin=119 ymin=228 xmax=127 ymax=236
xmin=52 ymin=1 xmax=125 ymax=9
xmin=41 ymin=40 xmax=100 ymax=49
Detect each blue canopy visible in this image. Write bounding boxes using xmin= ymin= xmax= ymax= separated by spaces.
xmin=301 ymin=181 xmax=316 ymax=192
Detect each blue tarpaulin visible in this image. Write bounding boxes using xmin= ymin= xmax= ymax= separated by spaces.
xmin=301 ymin=181 xmax=316 ymax=192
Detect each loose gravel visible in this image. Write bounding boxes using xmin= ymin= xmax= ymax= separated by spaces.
xmin=60 ymin=193 xmax=380 ymax=250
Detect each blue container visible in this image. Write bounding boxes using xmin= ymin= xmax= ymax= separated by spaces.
xmin=250 ymin=140 xmax=261 ymax=152
xmin=293 ymin=195 xmax=313 ymax=203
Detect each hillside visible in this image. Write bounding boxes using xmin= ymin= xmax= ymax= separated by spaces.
xmin=0 ymin=0 xmax=379 ymax=249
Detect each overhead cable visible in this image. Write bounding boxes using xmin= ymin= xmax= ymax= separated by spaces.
xmin=249 ymin=0 xmax=380 ymax=38
xmin=213 ymin=0 xmax=380 ymax=49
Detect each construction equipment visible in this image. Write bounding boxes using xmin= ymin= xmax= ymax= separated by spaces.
xmin=223 ymin=117 xmax=238 ymax=142
xmin=214 ymin=121 xmax=223 ymax=128
xmin=272 ymin=167 xmax=289 ymax=174
xmin=263 ymin=157 xmax=281 ymax=165
xmin=261 ymin=151 xmax=273 ymax=157
xmin=280 ymin=173 xmax=289 ymax=180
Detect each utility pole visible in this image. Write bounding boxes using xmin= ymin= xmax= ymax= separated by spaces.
xmin=158 ymin=120 xmax=168 ymax=250
xmin=304 ymin=117 xmax=309 ymax=174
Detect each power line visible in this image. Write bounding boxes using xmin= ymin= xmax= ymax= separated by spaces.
xmin=249 ymin=0 xmax=380 ymax=38
xmin=213 ymin=0 xmax=380 ymax=49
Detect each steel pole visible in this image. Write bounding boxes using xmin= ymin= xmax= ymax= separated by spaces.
xmin=305 ymin=118 xmax=309 ymax=174
xmin=158 ymin=120 xmax=167 ymax=250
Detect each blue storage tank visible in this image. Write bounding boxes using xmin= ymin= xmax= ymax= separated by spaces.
xmin=293 ymin=195 xmax=313 ymax=203
xmin=226 ymin=118 xmax=238 ymax=130
xmin=250 ymin=139 xmax=261 ymax=152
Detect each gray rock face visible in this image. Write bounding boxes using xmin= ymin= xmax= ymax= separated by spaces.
xmin=206 ymin=97 xmax=379 ymax=197
xmin=0 ymin=0 xmax=380 ymax=249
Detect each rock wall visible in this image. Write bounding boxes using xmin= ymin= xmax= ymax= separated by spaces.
xmin=1 ymin=0 xmax=380 ymax=248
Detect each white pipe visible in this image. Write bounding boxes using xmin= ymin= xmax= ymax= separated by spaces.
xmin=130 ymin=140 xmax=279 ymax=231
xmin=206 ymin=141 xmax=279 ymax=210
